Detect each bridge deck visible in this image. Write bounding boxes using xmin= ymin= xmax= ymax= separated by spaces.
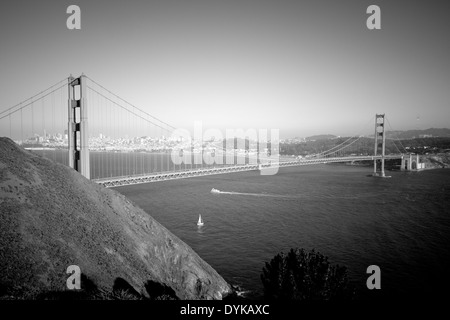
xmin=93 ymin=155 xmax=403 ymax=188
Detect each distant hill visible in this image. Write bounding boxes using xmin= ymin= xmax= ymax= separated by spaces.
xmin=305 ymin=134 xmax=337 ymax=141
xmin=385 ymin=128 xmax=450 ymax=139
xmin=0 ymin=137 xmax=230 ymax=300
xmin=299 ymin=129 xmax=450 ymax=141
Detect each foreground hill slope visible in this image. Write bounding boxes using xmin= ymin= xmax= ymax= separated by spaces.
xmin=0 ymin=138 xmax=231 ymax=299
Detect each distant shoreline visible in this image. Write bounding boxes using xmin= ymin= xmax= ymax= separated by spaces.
xmin=325 ymin=153 xmax=450 ymax=171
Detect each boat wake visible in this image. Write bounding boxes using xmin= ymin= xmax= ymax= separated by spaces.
xmin=210 ymin=188 xmax=295 ymax=198
xmin=210 ymin=188 xmax=372 ymax=200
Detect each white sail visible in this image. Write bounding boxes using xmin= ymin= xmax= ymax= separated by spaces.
xmin=197 ymin=214 xmax=204 ymax=226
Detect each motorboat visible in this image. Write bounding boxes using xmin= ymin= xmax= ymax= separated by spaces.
xmin=210 ymin=188 xmax=220 ymax=194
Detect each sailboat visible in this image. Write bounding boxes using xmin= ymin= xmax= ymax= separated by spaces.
xmin=197 ymin=214 xmax=204 ymax=227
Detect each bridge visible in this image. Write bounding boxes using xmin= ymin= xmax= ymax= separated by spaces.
xmin=94 ymin=154 xmax=405 ymax=188
xmin=0 ymin=74 xmax=418 ymax=187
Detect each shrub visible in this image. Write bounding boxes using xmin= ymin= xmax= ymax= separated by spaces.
xmin=261 ymin=248 xmax=354 ymax=300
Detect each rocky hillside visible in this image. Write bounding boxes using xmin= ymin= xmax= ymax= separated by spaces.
xmin=0 ymin=137 xmax=231 ymax=300
xmin=422 ymin=153 xmax=450 ymax=169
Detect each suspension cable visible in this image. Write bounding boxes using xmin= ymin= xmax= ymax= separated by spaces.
xmin=87 ymin=86 xmax=173 ymax=132
xmin=85 ymin=76 xmax=176 ymax=130
xmin=314 ymin=115 xmax=375 ymax=157
xmin=385 ymin=116 xmax=408 ymax=154
xmin=0 ymin=78 xmax=68 ymax=116
xmin=0 ymin=83 xmax=67 ymax=121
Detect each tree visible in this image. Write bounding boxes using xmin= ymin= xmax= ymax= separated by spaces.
xmin=261 ymin=248 xmax=354 ymax=300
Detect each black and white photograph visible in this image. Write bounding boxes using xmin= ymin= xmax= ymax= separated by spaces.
xmin=1 ymin=0 xmax=449 ymax=317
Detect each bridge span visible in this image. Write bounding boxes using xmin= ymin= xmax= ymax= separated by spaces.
xmin=94 ymin=154 xmax=404 ymax=188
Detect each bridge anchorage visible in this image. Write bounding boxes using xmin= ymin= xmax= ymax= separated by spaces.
xmin=400 ymin=153 xmax=425 ymax=171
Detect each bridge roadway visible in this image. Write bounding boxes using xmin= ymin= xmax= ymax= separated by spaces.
xmin=94 ymin=154 xmax=403 ymax=188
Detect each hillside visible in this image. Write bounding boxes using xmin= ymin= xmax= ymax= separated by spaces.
xmin=0 ymin=137 xmax=231 ymax=300
xmin=385 ymin=128 xmax=450 ymax=139
xmin=305 ymin=134 xmax=337 ymax=141
xmin=421 ymin=153 xmax=450 ymax=169
xmin=280 ymin=136 xmax=450 ymax=157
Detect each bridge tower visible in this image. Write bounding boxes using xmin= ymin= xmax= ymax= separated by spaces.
xmin=373 ymin=114 xmax=386 ymax=177
xmin=68 ymin=74 xmax=90 ymax=179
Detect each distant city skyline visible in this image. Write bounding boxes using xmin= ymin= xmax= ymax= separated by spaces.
xmin=1 ymin=0 xmax=450 ymax=138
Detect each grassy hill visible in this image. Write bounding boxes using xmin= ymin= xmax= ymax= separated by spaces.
xmin=0 ymin=137 xmax=231 ymax=300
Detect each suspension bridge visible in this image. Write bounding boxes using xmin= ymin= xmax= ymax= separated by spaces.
xmin=0 ymin=74 xmax=419 ymax=188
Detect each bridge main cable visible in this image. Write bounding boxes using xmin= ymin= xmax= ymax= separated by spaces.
xmin=86 ymin=76 xmax=177 ymax=131
xmin=0 ymin=78 xmax=68 ymax=120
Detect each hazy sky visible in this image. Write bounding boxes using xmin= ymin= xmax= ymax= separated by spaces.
xmin=1 ymin=0 xmax=449 ymax=138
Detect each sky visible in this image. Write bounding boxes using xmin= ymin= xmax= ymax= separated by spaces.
xmin=1 ymin=0 xmax=449 ymax=138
